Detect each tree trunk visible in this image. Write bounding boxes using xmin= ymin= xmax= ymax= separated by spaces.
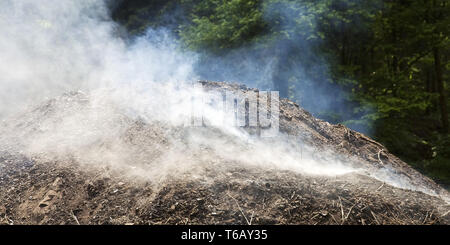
xmin=433 ymin=46 xmax=449 ymax=133
xmin=426 ymin=68 xmax=432 ymax=115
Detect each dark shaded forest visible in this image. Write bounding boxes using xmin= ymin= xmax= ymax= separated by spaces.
xmin=110 ymin=0 xmax=449 ymax=187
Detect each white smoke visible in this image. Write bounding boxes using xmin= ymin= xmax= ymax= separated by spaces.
xmin=0 ymin=0 xmax=197 ymax=118
xmin=0 ymin=0 xmax=445 ymax=202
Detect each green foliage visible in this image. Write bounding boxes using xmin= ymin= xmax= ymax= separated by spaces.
xmin=180 ymin=0 xmax=267 ymax=52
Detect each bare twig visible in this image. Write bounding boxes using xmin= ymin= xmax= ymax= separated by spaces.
xmin=329 ymin=213 xmax=339 ymax=225
xmin=249 ymin=211 xmax=255 ymax=225
xmin=343 ymin=199 xmax=360 ymax=223
xmin=227 ymin=192 xmax=251 ymax=225
xmin=357 ymin=133 xmax=385 ymax=148
xmin=376 ymin=183 xmax=385 ymax=192
xmin=377 ymin=149 xmax=384 ymax=165
xmin=371 ymin=211 xmax=380 ymax=225
xmin=70 ymin=210 xmax=80 ymax=225
xmin=310 ymin=213 xmax=320 ymax=221
xmin=164 ymin=217 xmax=172 ymax=224
xmin=422 ymin=211 xmax=430 ymax=224
xmin=338 ymin=196 xmax=345 ymax=224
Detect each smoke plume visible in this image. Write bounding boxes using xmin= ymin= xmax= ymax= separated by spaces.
xmin=0 ymin=0 xmax=444 ymax=201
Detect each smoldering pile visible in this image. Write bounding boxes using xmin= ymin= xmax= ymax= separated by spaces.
xmin=0 ymin=81 xmax=449 ymax=225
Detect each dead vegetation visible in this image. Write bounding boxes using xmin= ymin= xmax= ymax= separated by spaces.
xmin=0 ymin=156 xmax=448 ymax=225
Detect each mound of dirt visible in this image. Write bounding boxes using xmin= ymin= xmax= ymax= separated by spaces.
xmin=0 ymin=81 xmax=449 ymax=225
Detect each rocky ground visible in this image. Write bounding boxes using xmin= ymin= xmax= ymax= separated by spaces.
xmin=0 ymin=81 xmax=449 ymax=225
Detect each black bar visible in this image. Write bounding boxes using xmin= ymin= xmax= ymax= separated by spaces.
xmin=0 ymin=225 xmax=448 ymax=243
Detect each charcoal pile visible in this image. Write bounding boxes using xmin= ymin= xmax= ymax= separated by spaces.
xmin=0 ymin=81 xmax=448 ymax=225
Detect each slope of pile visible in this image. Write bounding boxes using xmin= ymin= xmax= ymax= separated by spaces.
xmin=0 ymin=81 xmax=448 ymax=225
